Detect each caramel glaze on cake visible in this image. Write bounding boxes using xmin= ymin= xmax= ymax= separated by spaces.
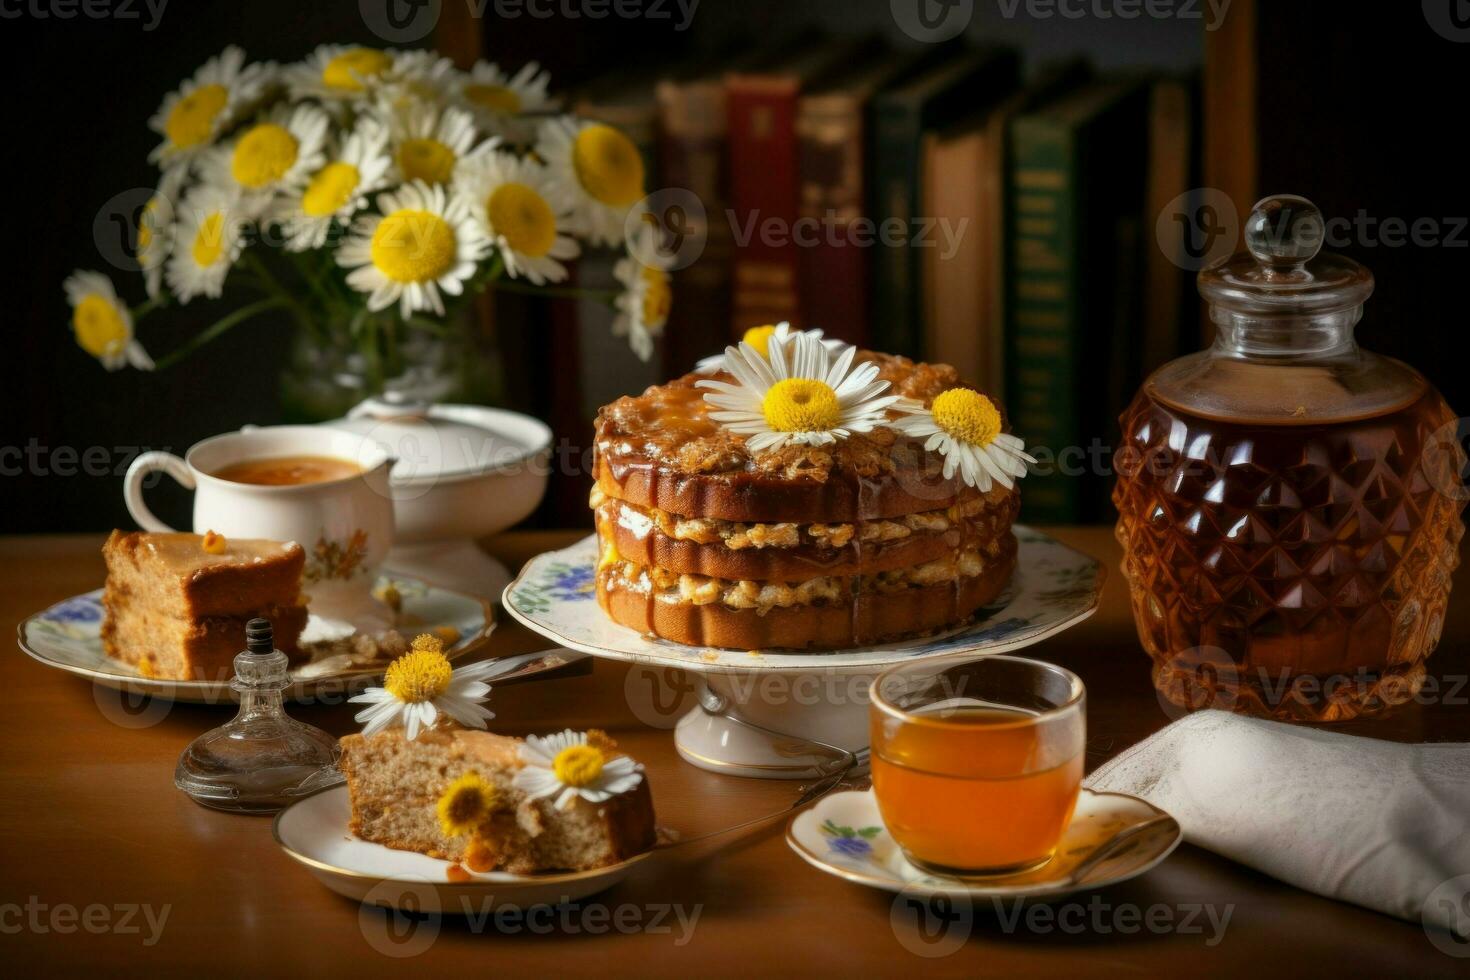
xmin=592 ymin=353 xmax=1021 ymax=649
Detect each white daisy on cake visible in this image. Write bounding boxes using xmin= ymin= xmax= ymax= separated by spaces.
xmin=454 ymin=61 xmax=554 ymax=143
xmin=137 ymin=167 xmax=186 ymax=300
xmin=166 ymin=185 xmax=250 ymax=303
xmin=892 ymin=388 xmax=1036 ymax=492
xmin=148 ymin=46 xmax=273 ymax=169
xmin=197 ymin=103 xmax=331 ymax=210
xmin=381 ymin=100 xmax=479 ymax=187
xmin=695 ymin=321 xmax=848 ymax=374
xmin=453 ymin=149 xmax=579 ymax=284
xmin=611 ymin=224 xmax=673 ymax=361
xmin=698 ymin=331 xmax=900 ymax=452
xmin=349 ymin=634 xmax=500 ymax=741
xmin=275 ymin=118 xmax=392 ymax=251
xmin=63 ymin=271 xmax=152 ymax=371
xmin=337 ymin=180 xmax=489 ymax=317
xmin=512 ymin=729 xmax=644 ymax=810
xmin=538 ymin=117 xmax=646 ymax=247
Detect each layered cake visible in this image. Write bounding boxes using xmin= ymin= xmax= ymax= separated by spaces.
xmin=591 ymin=329 xmax=1030 ymax=649
xmin=340 ymin=727 xmax=656 ymax=873
xmin=101 ymin=530 xmax=308 ymax=680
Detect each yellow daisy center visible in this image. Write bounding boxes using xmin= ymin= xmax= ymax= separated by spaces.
xmin=165 ymin=83 xmax=228 ymax=149
xmin=73 ymin=295 xmax=127 ymax=357
xmin=487 ymin=183 xmax=557 ymax=257
xmin=762 ymin=378 xmax=841 ymax=433
xmin=465 ymin=83 xmax=521 ymax=114
xmin=191 ymin=212 xmax=227 ymax=268
xmin=741 ymin=324 xmax=778 ymax=357
xmin=552 ymin=744 xmax=606 ymax=788
xmin=397 ymin=138 xmax=457 ymax=185
xmin=931 ymin=388 xmax=1002 ymax=447
xmin=302 ymin=161 xmax=361 ymax=217
xmin=383 ymin=647 xmax=453 ymax=703
xmin=231 ymin=123 xmax=299 ymax=189
xmin=571 ymin=124 xmax=645 ymax=207
xmin=641 ymin=266 xmax=672 ymax=324
xmin=137 ymin=202 xmax=157 ymax=250
xmin=370 ymin=209 xmax=456 ymax=284
xmin=323 ymin=48 xmax=391 ymax=91
xmin=437 ymin=772 xmax=496 ymax=837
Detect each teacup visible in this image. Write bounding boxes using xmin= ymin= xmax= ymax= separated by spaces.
xmin=123 ymin=425 xmax=396 ymax=629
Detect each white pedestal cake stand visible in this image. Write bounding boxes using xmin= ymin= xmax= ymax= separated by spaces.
xmin=502 ymin=528 xmax=1105 ymax=779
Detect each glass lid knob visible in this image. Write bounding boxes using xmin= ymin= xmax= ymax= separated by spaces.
xmin=1244 ymin=194 xmax=1325 ymax=273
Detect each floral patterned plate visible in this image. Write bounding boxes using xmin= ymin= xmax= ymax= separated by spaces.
xmin=787 ymin=788 xmax=1181 ymax=900
xmin=502 ymin=526 xmax=1104 ymax=672
xmin=17 ymin=573 xmax=507 ymax=705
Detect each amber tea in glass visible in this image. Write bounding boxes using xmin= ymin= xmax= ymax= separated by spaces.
xmin=870 ymin=655 xmax=1086 ymax=877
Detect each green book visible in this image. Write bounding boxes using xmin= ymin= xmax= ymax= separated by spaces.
xmin=1005 ymin=77 xmax=1150 ymax=524
xmin=870 ymin=46 xmax=1018 ymax=360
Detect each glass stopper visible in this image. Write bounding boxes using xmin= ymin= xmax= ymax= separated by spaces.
xmin=1244 ymin=194 xmax=1325 ymax=271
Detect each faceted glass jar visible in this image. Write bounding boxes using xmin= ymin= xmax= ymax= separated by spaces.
xmin=1113 ymin=195 xmax=1466 ymax=721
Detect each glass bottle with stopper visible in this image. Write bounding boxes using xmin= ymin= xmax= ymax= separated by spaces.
xmin=1113 ymin=194 xmax=1466 ymax=721
xmin=174 ymin=617 xmax=342 ymax=812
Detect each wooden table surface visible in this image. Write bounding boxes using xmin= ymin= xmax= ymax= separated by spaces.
xmin=3 ymin=527 xmax=1466 ymax=977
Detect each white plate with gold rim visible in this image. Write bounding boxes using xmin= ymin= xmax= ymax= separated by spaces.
xmin=274 ymin=784 xmax=651 ymax=913
xmin=17 ymin=573 xmax=504 ymax=705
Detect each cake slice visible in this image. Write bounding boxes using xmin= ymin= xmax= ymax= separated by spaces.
xmin=101 ymin=530 xmax=308 ymax=681
xmin=339 ymin=727 xmax=656 ymax=874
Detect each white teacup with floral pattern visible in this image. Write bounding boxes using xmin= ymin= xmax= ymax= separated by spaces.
xmin=123 ymin=425 xmax=396 ymax=630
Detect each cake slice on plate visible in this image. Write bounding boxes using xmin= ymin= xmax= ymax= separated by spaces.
xmin=101 ymin=530 xmax=308 ymax=680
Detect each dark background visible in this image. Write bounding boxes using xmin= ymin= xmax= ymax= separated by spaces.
xmin=2 ymin=0 xmax=1466 ymax=534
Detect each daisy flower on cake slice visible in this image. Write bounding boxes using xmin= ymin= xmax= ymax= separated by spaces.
xmin=513 ymin=730 xmax=644 ymax=810
xmin=63 ymin=271 xmax=152 ymax=370
xmin=454 ymin=147 xmax=580 ymax=285
xmin=893 ymin=388 xmax=1036 ymax=492
xmin=697 ymin=331 xmax=900 ymax=452
xmin=694 ymin=321 xmax=848 ymax=374
xmin=349 ymin=634 xmax=502 ymax=741
xmin=148 ymin=46 xmax=273 ymax=169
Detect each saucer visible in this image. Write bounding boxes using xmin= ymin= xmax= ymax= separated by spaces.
xmin=787 ymin=788 xmax=1181 ymax=900
xmin=18 ymin=572 xmax=517 ymax=704
xmin=274 ymin=785 xmax=650 ymax=913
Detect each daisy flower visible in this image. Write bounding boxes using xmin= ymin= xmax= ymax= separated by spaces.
xmin=454 ymin=61 xmax=554 ymax=143
xmin=436 ymin=771 xmax=497 ymax=838
xmin=137 ymin=167 xmax=186 ymax=300
xmin=454 ymin=149 xmax=579 ymax=284
xmin=349 ymin=634 xmax=500 ymax=741
xmin=337 ymin=180 xmax=489 ymax=317
xmin=64 ymin=271 xmax=152 ymax=370
xmin=382 ymin=100 xmax=479 ymax=187
xmin=166 ymin=185 xmax=250 ymax=303
xmin=275 ymin=118 xmax=392 ymax=251
xmin=512 ymin=730 xmax=644 ymax=811
xmin=197 ymin=103 xmax=330 ymax=211
xmin=697 ymin=331 xmax=900 ymax=453
xmin=148 ymin=46 xmax=272 ymax=169
xmin=281 ymin=44 xmax=437 ymax=107
xmin=892 ymin=388 xmax=1036 ymax=492
xmin=611 ymin=224 xmax=673 ymax=361
xmin=538 ymin=117 xmax=647 ymax=247
xmin=695 ymin=321 xmax=847 ymax=374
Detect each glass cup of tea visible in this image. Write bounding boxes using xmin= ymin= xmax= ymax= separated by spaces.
xmin=869 ymin=654 xmax=1086 ymax=877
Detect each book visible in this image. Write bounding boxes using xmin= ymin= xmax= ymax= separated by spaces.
xmin=871 ymin=47 xmax=1020 ymax=360
xmin=1005 ymin=76 xmax=1151 ymax=524
xmin=726 ymin=37 xmax=869 ymax=335
xmin=795 ymin=45 xmax=931 ymax=346
xmin=1141 ymin=75 xmax=1199 ymax=377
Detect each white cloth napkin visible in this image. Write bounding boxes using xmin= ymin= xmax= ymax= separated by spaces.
xmin=1085 ymin=711 xmax=1470 ymax=929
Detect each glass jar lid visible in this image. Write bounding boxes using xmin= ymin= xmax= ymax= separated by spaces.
xmin=1198 ymin=195 xmax=1374 ymax=316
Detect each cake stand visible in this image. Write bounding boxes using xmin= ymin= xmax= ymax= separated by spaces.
xmin=502 ymin=527 xmax=1105 ymax=779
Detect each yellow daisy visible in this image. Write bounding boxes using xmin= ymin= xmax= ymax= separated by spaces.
xmin=695 ymin=322 xmax=847 ymax=374
xmin=892 ymin=389 xmax=1036 ymax=492
xmin=538 ymin=117 xmax=647 ymax=247
xmin=275 ymin=118 xmax=392 ymax=251
xmin=382 ymin=100 xmax=479 ymax=187
xmin=198 ymin=103 xmax=330 ymax=212
xmin=454 ymin=149 xmax=579 ymax=285
xmin=148 ymin=46 xmax=272 ymax=169
xmin=349 ymin=634 xmax=500 ymax=740
xmin=63 ymin=271 xmax=152 ymax=371
xmin=611 ymin=224 xmax=673 ymax=361
xmin=336 ymin=180 xmax=489 ymax=317
xmin=436 ymin=771 xmax=497 ymax=837
xmin=512 ymin=729 xmax=643 ymax=811
xmin=280 ymin=45 xmax=450 ymax=108
xmin=454 ymin=61 xmax=554 ymax=143
xmin=137 ymin=167 xmax=186 ymax=300
xmin=166 ymin=185 xmax=249 ymax=303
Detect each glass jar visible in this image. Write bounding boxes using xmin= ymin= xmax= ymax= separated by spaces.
xmin=1113 ymin=195 xmax=1466 ymax=721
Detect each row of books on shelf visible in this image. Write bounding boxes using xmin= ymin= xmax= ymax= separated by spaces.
xmin=566 ymin=36 xmax=1200 ymax=523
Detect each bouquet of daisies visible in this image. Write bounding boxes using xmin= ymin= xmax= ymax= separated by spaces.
xmin=63 ymin=44 xmax=672 ymax=375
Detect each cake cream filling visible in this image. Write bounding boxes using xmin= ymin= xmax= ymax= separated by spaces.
xmin=599 ymin=541 xmax=1001 ymax=614
xmin=591 ymin=487 xmax=1004 ymax=552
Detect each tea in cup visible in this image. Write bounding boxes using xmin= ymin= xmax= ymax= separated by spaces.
xmin=869 ymin=654 xmax=1086 ymax=877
